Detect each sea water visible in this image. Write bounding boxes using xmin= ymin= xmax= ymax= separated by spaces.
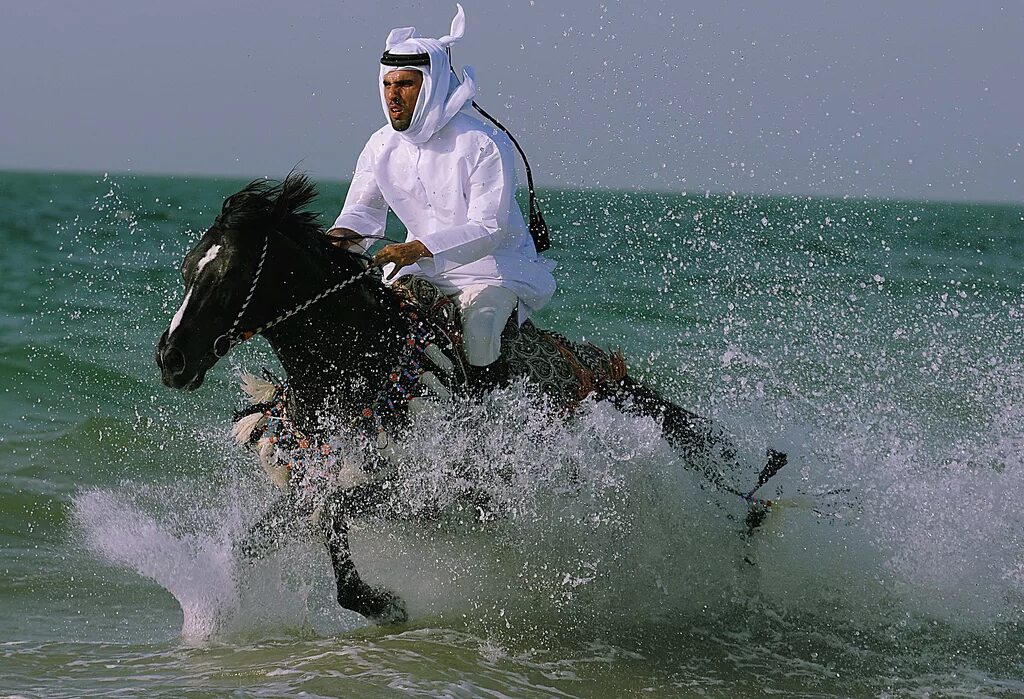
xmin=0 ymin=171 xmax=1021 ymax=697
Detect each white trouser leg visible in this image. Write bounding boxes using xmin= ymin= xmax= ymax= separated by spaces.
xmin=456 ymin=284 xmax=519 ymax=366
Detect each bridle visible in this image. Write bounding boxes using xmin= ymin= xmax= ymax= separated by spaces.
xmin=209 ymin=227 xmax=462 ymax=440
xmin=212 ymin=230 xmax=377 ymax=358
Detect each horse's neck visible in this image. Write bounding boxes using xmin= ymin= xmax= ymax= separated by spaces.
xmin=265 ymin=282 xmax=408 ymax=433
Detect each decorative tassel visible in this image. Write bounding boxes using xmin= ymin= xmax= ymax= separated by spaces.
xmin=258 ymin=438 xmax=289 ymax=490
xmin=231 ymin=412 xmax=267 ymax=445
xmin=424 ymin=343 xmax=455 ymax=375
xmin=240 ymin=372 xmax=276 ymax=404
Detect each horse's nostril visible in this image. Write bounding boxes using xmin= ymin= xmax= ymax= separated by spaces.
xmin=162 ymin=345 xmax=186 ymax=376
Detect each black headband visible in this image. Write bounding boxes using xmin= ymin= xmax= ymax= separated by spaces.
xmin=380 ymin=51 xmax=431 ymax=67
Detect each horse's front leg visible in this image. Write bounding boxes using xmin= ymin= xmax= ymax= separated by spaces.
xmin=319 ymin=487 xmax=408 ymax=624
xmin=236 ymin=492 xmax=311 ymax=561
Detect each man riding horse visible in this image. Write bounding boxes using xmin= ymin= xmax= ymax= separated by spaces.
xmin=327 ymin=4 xmax=556 ymax=392
xmin=154 ymin=5 xmax=789 ymax=629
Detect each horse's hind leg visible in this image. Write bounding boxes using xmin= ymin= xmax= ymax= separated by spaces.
xmin=608 ymin=376 xmax=788 ymax=533
xmin=607 ymin=376 xmax=740 ymax=491
xmin=318 ymin=489 xmax=408 ymax=625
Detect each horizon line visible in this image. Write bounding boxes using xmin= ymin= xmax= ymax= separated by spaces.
xmin=2 ymin=166 xmax=1021 ymax=210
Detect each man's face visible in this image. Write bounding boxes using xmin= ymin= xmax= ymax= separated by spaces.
xmin=383 ymin=69 xmax=423 ymax=131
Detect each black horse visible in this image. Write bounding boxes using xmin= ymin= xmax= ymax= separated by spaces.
xmin=155 ymin=174 xmax=784 ymax=623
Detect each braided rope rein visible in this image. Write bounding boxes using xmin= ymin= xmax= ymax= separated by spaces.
xmin=231 ymin=267 xmax=376 ymax=349
xmin=213 ymin=231 xmax=377 ymax=357
xmin=214 ymin=233 xmax=268 ymax=357
xmin=230 ymin=234 xmax=269 ymax=336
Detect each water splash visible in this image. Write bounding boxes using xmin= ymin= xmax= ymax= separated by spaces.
xmin=73 ymin=488 xmax=239 ymax=643
xmin=71 ymin=371 xmax=1023 ymax=652
xmin=71 ymin=479 xmax=359 ymax=644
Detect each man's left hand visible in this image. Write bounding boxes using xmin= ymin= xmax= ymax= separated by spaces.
xmin=373 ymin=240 xmax=433 ymax=279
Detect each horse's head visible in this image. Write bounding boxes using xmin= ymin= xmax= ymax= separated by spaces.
xmin=155 ymin=174 xmax=328 ymax=390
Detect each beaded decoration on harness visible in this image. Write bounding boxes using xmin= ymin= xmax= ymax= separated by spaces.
xmin=355 ymin=299 xmax=442 ymax=435
xmin=231 ymin=300 xmax=449 ymax=493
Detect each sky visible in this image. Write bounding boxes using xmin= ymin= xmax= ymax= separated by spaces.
xmin=1 ymin=0 xmax=1021 ymax=203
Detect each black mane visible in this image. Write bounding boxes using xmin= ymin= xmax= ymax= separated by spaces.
xmin=215 ymin=173 xmax=366 ymax=269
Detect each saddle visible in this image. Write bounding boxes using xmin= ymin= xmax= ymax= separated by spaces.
xmin=391 ymin=276 xmax=627 ymax=407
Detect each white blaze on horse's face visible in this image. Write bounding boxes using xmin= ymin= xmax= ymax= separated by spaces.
xmin=168 ymin=244 xmax=221 ymax=336
xmin=169 ymin=288 xmax=193 ymax=335
xmin=196 ymin=244 xmax=222 ymax=274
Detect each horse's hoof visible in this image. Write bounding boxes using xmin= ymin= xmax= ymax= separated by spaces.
xmin=367 ymin=587 xmax=409 ymax=625
xmin=766 ymin=448 xmax=787 ymax=469
xmin=340 ymin=584 xmax=409 ymax=625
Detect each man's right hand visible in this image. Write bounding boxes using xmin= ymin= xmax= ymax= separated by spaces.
xmin=373 ymin=240 xmax=433 ymax=280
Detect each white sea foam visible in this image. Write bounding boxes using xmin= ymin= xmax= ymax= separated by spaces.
xmin=73 ymin=488 xmax=239 ymax=643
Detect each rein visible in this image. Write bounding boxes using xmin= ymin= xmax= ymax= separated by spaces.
xmin=213 ymin=231 xmax=377 ymax=357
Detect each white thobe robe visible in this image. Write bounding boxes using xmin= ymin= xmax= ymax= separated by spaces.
xmin=333 ymin=112 xmax=556 ymax=322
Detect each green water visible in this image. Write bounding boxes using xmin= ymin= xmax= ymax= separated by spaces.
xmin=1 ymin=171 xmax=1022 ymax=697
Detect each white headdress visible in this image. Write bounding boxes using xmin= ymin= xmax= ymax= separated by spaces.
xmin=379 ymin=3 xmax=477 ymax=144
